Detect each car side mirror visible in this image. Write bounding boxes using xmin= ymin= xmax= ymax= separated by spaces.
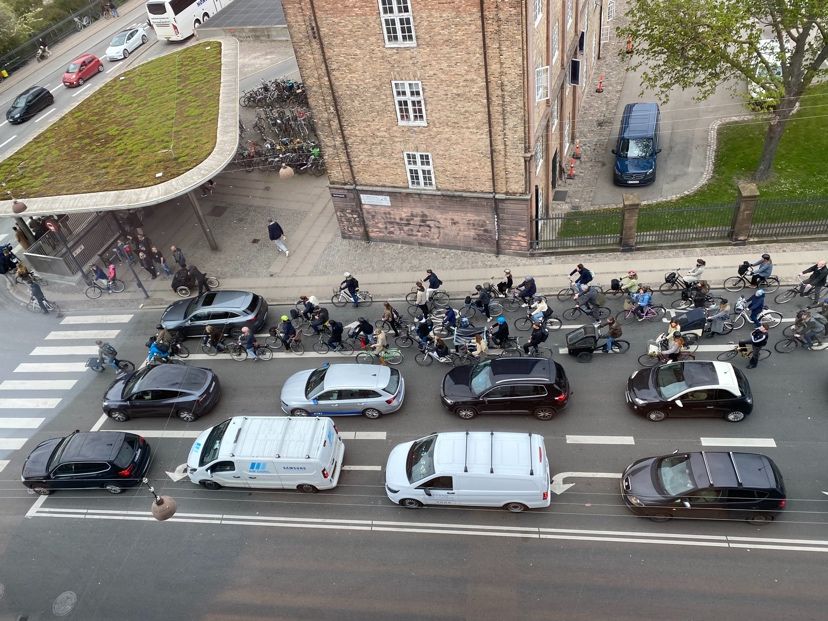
xmin=682 ymin=499 xmax=691 ymax=509
xmin=312 ymin=399 xmax=318 ymax=405
xmin=674 ymin=399 xmax=683 ymax=408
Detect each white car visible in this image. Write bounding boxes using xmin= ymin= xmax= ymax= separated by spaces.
xmin=105 ymin=27 xmax=149 ymax=61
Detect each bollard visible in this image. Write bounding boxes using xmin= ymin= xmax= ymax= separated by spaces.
xmin=596 ymin=74 xmax=604 ymax=93
xmin=573 ymin=140 xmax=582 ymax=160
xmin=566 ymin=158 xmax=576 ymax=179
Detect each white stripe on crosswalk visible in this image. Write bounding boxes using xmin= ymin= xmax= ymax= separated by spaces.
xmin=338 ymin=431 xmax=387 ymax=440
xmin=60 ymin=315 xmax=134 ymax=324
xmin=0 ymin=438 xmax=27 ymax=450
xmin=0 ymin=380 xmax=78 ymax=390
xmin=0 ymin=460 xmax=8 ymax=473
xmin=31 ymin=346 xmax=97 ymax=356
xmin=342 ymin=465 xmax=382 ymax=471
xmin=14 ymin=362 xmax=88 ymax=373
xmin=566 ymin=435 xmax=635 ymax=445
xmin=45 ymin=330 xmax=120 ymax=340
xmin=0 ymin=417 xmax=45 ymax=428
xmin=0 ymin=398 xmax=61 ymax=409
xmin=700 ymin=437 xmax=777 ymax=448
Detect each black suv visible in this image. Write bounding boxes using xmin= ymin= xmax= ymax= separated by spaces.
xmin=440 ymin=357 xmax=570 ymax=420
xmin=622 ymin=451 xmax=786 ymax=524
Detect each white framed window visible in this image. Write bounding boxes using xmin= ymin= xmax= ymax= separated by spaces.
xmin=404 ymin=152 xmax=435 ymax=189
xmin=566 ymin=0 xmax=573 ymax=29
xmin=535 ymin=66 xmax=549 ymax=102
xmin=534 ymin=0 xmax=543 ymax=26
xmin=379 ymin=0 xmax=416 ymax=47
xmin=551 ymin=21 xmax=559 ymax=66
xmin=392 ymin=81 xmax=427 ymax=125
xmin=535 ymin=133 xmax=545 ymax=175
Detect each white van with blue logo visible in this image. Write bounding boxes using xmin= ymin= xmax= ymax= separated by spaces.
xmin=187 ymin=416 xmax=344 ymax=492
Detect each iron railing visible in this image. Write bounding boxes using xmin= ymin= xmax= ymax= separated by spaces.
xmin=635 ymin=203 xmax=735 ymax=245
xmin=532 ymin=209 xmax=621 ymax=250
xmin=750 ymin=197 xmax=828 ymax=240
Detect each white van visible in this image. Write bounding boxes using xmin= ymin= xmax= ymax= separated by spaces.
xmin=748 ymin=39 xmax=785 ymax=105
xmin=384 ymin=431 xmax=551 ymax=512
xmin=187 ymin=416 xmax=344 ymax=492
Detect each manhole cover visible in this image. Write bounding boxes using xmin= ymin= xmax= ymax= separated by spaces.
xmin=52 ymin=591 xmax=77 ymax=617
xmin=207 ymin=205 xmax=228 ymax=218
xmin=552 ymin=190 xmax=568 ymax=202
xmin=251 ymin=238 xmax=260 ymax=244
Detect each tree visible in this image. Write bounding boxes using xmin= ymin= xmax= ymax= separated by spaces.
xmin=618 ymin=0 xmax=828 ymax=181
xmin=0 ymin=2 xmax=19 ymax=43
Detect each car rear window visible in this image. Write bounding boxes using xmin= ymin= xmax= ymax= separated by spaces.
xmin=384 ymin=368 xmax=400 ymax=394
xmin=113 ymin=437 xmax=136 ymax=469
xmin=245 ymin=296 xmax=259 ymax=313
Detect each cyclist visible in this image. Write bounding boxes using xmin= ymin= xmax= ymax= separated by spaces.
xmin=569 ymin=264 xmax=593 ymax=286
xmin=799 ymin=260 xmax=827 ymax=298
xmin=145 ymin=339 xmax=170 ymax=366
xmin=424 ymin=269 xmax=443 ymax=300
xmin=574 ymin=283 xmax=599 ymax=319
xmin=298 ymin=295 xmax=318 ymax=320
xmin=415 ymin=314 xmax=433 ymax=350
xmin=750 ymin=254 xmax=773 ymax=286
xmin=241 ymin=326 xmax=259 ymax=361
xmin=351 ymin=317 xmax=374 ymax=345
xmin=154 ymin=324 xmax=175 ymax=349
xmin=633 ymin=285 xmax=654 ymax=320
xmin=326 ymin=319 xmax=344 ymax=350
xmin=106 ymin=263 xmax=117 ymax=292
xmin=340 ymin=272 xmax=360 ymax=308
xmin=496 ymin=269 xmax=513 ymax=296
xmin=523 ymin=321 xmax=548 ymax=355
xmin=517 ymin=276 xmax=537 ymax=306
xmin=371 ymin=328 xmax=388 ymax=363
xmin=89 ymin=264 xmax=110 ymax=291
xmin=474 ymin=284 xmax=491 ymax=319
xmin=529 ymin=296 xmax=549 ymax=324
xmin=597 ymin=316 xmax=622 ymax=353
xmin=707 ymin=298 xmax=731 ymax=336
xmin=442 ymin=305 xmax=458 ymax=332
xmin=683 ymin=259 xmax=706 ymax=287
xmin=414 ymin=281 xmax=429 ymax=317
xmin=95 ymin=340 xmax=119 ymax=371
xmin=29 ymin=280 xmax=50 ymax=314
xmin=310 ymin=306 xmax=329 ymax=335
xmin=619 ymin=270 xmax=639 ymax=294
xmin=739 ymin=323 xmax=769 ymax=368
xmin=662 ymin=332 xmax=684 ymax=362
xmin=382 ymin=302 xmax=402 ymax=337
xmin=793 ymin=310 xmax=820 ymax=350
xmin=431 ymin=337 xmax=452 ymax=362
xmin=471 ymin=333 xmax=488 ymax=359
xmin=204 ymin=325 xmax=226 ymax=352
xmin=804 ymin=300 xmax=828 ymax=335
xmin=746 ymin=289 xmax=766 ymax=327
xmin=490 ymin=315 xmax=510 ymax=348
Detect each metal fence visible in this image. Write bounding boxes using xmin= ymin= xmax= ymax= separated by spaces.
xmin=750 ymin=197 xmax=828 ymax=240
xmin=532 ymin=209 xmax=621 ymax=250
xmin=635 ymin=202 xmax=735 ymax=245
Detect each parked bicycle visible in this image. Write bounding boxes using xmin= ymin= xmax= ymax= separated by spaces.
xmin=723 ymin=265 xmax=780 ymax=293
xmin=331 ymin=287 xmax=373 ymax=307
xmin=716 ymin=342 xmax=772 ymax=363
xmin=355 ymin=347 xmax=403 ymax=365
xmin=85 ymin=278 xmax=126 ymax=299
xmin=74 ymin=15 xmax=92 ymax=30
xmin=774 ymin=274 xmax=823 ymax=305
xmin=729 ymin=296 xmax=783 ymax=330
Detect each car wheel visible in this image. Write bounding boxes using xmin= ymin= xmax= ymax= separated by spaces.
xmin=177 ymin=409 xmax=196 ymax=423
xmin=291 ymin=408 xmax=310 ymax=416
xmin=400 ymin=498 xmax=422 ymax=509
xmin=747 ymin=513 xmax=774 ymax=525
xmin=31 ymin=487 xmax=52 ymax=496
xmin=646 ymin=410 xmax=667 ymax=422
xmin=141 ymin=35 xmax=148 ymax=43
xmin=97 ymin=64 xmax=103 ymax=72
xmin=362 ymin=408 xmax=382 ymax=419
xmin=123 ymin=49 xmax=129 ymax=58
xmin=105 ymin=485 xmax=123 ymax=494
xmin=533 ymin=407 xmax=557 ymax=421
xmin=109 ymin=410 xmax=129 ymax=422
xmin=576 ymin=351 xmax=592 ymax=363
xmin=455 ymin=406 xmax=477 ymax=420
xmin=297 ymin=484 xmax=318 ymax=493
xmin=648 ymin=514 xmax=673 ymax=522
xmin=503 ymin=502 xmax=527 ymax=513
xmin=201 ymin=480 xmax=221 ymax=490
xmin=78 ymin=78 xmax=84 ymax=85
xmin=725 ymin=410 xmax=746 ymax=423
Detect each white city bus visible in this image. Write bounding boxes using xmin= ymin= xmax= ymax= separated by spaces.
xmin=146 ymin=0 xmax=235 ymax=41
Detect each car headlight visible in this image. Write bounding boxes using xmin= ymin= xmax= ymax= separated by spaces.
xmin=627 ymin=495 xmax=644 ymax=507
xmin=633 ymin=397 xmax=647 ymax=406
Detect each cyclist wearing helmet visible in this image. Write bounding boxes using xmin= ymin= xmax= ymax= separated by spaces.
xmin=241 ymin=326 xmax=258 ymax=361
xmin=746 ymin=289 xmax=766 ymax=327
xmin=278 ymin=315 xmax=296 ymax=349
xmin=340 ymin=272 xmax=360 ymax=307
xmin=517 ymin=275 xmax=537 ymax=305
xmin=497 ymin=269 xmax=513 ymax=295
xmin=684 ymin=258 xmax=706 ymax=285
xmin=750 ymin=254 xmax=773 ymax=286
xmin=620 ymin=270 xmax=639 ymax=294
xmin=490 ymin=315 xmax=510 ymax=347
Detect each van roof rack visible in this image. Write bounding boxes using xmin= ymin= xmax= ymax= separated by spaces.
xmin=528 ymin=433 xmax=534 ymax=476
xmin=463 ymin=431 xmax=469 ymax=473
xmin=727 ymin=451 xmax=744 ymax=487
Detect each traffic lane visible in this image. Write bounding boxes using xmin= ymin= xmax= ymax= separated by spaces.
xmin=4 ymin=510 xmax=827 ymax=621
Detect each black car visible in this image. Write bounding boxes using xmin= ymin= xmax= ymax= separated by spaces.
xmin=21 ymin=431 xmax=151 ymax=495
xmin=622 ymin=451 xmax=786 ymax=524
xmin=159 ymin=290 xmax=268 ymax=338
xmin=440 ymin=357 xmax=570 ymax=420
xmin=102 ymin=364 xmax=221 ymax=422
xmin=6 ymin=86 xmax=54 ymax=124
xmin=625 ymin=360 xmax=752 ymax=422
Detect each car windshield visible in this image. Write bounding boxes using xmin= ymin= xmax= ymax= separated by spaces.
xmin=122 ymin=367 xmax=152 ymax=398
xmin=67 ymin=63 xmax=80 ymax=72
xmin=384 ymin=368 xmax=400 ymax=395
xmin=405 ymin=435 xmax=436 ymax=483
xmin=656 ymin=454 xmax=697 ymax=496
xmin=618 ymin=137 xmax=654 ymax=158
xmin=469 ymin=361 xmax=494 ymax=395
xmin=655 ymin=362 xmax=717 ymax=400
xmin=12 ymin=95 xmax=27 ymax=108
xmin=305 ymin=367 xmax=328 ymax=398
xmin=113 ymin=436 xmax=136 ymax=469
xmin=199 ymin=419 xmax=231 ymax=467
xmin=46 ymin=436 xmax=71 ymax=469
xmin=111 ymin=32 xmax=128 ymax=45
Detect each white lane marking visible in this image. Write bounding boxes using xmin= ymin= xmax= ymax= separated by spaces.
xmin=106 ymin=63 xmax=120 ymax=74
xmin=700 ymin=437 xmax=777 ymax=447
xmin=45 ymin=330 xmax=120 ymax=340
xmin=0 ymin=380 xmax=77 ymax=390
xmin=0 ymin=135 xmax=17 ymax=149
xmin=551 ymin=471 xmax=622 ymax=494
xmin=0 ymin=438 xmax=28 ymax=450
xmin=60 ymin=314 xmax=134 ymax=324
xmin=119 ymin=430 xmax=201 ymax=438
xmin=566 ymin=436 xmax=635 ymax=445
xmin=89 ymin=414 xmax=107 ymax=432
xmin=0 ymin=460 xmax=8 ymax=473
xmin=25 ymin=494 xmax=49 ymax=518
xmin=71 ymin=84 xmax=92 ymax=97
xmin=31 ymin=346 xmax=97 ymax=356
xmin=338 ymin=431 xmax=387 ymax=440
xmin=34 ymin=108 xmax=57 ymax=122
xmin=0 ymin=417 xmax=45 ymax=428
xmin=0 ymin=120 xmax=7 ymax=128
xmin=0 ymin=234 xmax=7 ymax=241
xmin=342 ymin=465 xmax=382 ymax=471
xmin=14 ymin=362 xmax=87 ymax=373
xmin=0 ymin=398 xmax=61 ymax=409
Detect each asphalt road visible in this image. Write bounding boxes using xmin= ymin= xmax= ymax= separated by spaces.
xmin=0 ymin=288 xmax=827 ymax=620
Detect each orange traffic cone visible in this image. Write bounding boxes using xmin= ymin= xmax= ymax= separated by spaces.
xmin=625 ymin=35 xmax=633 ymax=54
xmin=566 ymin=158 xmax=576 ymax=179
xmin=596 ymin=74 xmax=604 ymax=93
xmin=573 ymin=140 xmax=582 ymax=160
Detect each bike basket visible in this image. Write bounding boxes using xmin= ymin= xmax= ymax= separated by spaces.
xmin=647 ymin=341 xmax=660 ymax=355
xmin=665 ymin=272 xmax=678 ymax=284
xmin=737 ymin=261 xmax=750 ymax=275
xmin=611 ymin=278 xmax=621 ymax=291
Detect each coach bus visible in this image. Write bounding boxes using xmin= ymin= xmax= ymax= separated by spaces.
xmin=146 ymin=0 xmax=235 ymax=41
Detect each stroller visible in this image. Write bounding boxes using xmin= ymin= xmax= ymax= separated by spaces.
xmin=452 ymin=319 xmax=486 ymax=355
xmin=677 ymin=307 xmax=706 ymax=345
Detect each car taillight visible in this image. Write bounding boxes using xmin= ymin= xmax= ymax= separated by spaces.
xmin=554 ymin=393 xmax=567 ymax=403
xmin=543 ymin=490 xmax=549 ymax=500
xmin=322 ymin=468 xmax=329 ymax=479
xmin=778 ymin=499 xmax=786 ymax=509
xmin=385 ymin=397 xmax=395 ymax=405
xmin=117 ymin=464 xmax=135 ymax=478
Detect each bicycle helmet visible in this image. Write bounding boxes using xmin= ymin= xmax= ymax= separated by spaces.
xmin=697 ymin=259 xmax=706 ymax=266
xmin=525 ymin=275 xmax=534 ymax=281
xmin=280 ymin=315 xmax=289 ymax=321
xmin=756 ymin=289 xmax=765 ymax=296
xmin=504 ymin=269 xmax=511 ymax=274
xmin=497 ymin=316 xmax=506 ymax=324
xmin=475 ymin=284 xmax=482 ymax=291
xmin=761 ymin=253 xmax=771 ymax=260
xmin=343 ymin=271 xmax=351 ymax=277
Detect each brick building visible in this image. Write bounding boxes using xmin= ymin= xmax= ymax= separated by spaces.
xmin=280 ymin=0 xmax=605 ymax=254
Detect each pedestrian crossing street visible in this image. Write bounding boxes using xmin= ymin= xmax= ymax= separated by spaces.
xmin=0 ymin=313 xmax=135 ymax=475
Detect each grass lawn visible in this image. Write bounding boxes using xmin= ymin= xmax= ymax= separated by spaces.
xmin=0 ymin=42 xmax=222 ymax=198
xmin=559 ymin=83 xmax=828 ymax=237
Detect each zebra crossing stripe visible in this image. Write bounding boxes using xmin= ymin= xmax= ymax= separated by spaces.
xmin=60 ymin=315 xmax=134 ymax=324
xmin=0 ymin=380 xmax=77 ymax=390
xmin=45 ymin=330 xmax=120 ymax=340
xmin=0 ymin=438 xmax=27 ymax=450
xmin=31 ymin=346 xmax=97 ymax=356
xmin=0 ymin=417 xmax=45 ymax=428
xmin=14 ymin=362 xmax=88 ymax=373
xmin=0 ymin=398 xmax=61 ymax=409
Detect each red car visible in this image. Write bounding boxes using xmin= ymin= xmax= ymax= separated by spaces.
xmin=62 ymin=53 xmax=103 ymax=87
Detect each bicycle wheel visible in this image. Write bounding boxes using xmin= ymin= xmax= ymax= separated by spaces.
xmin=502 ymin=296 xmax=521 ymax=311
xmin=774 ymin=288 xmax=798 ymax=304
xmin=407 ymin=305 xmax=421 ymax=319
xmin=174 ymin=343 xmax=190 ymax=358
xmin=757 ymin=348 xmax=772 ymax=361
xmin=562 ymin=308 xmax=580 ymax=321
xmin=201 ymin=343 xmax=219 ymax=356
xmin=594 ymin=307 xmax=611 ymax=320
xmin=762 ymin=276 xmax=780 ymax=293
xmin=489 ymin=302 xmax=503 ymax=317
xmin=117 ymin=360 xmax=135 ymax=372
xmin=658 ymin=281 xmax=681 ymax=295
xmin=289 ymin=340 xmax=304 ymax=355
xmin=255 ymin=346 xmax=273 ymax=360
xmin=432 ymin=325 xmax=450 ymax=338
xmin=85 ymin=284 xmax=102 ymax=299
xmin=719 ymin=321 xmax=735 ymax=335
xmin=730 ymin=314 xmax=746 ymax=330
xmin=615 ymin=309 xmax=636 ymax=324
xmin=405 ymin=291 xmax=418 ymax=304
xmin=545 ymin=317 xmax=562 ymax=331
xmin=301 ymin=324 xmax=318 ymax=337
xmin=514 ymin=317 xmax=532 ymax=331
xmin=313 ymin=341 xmax=330 ymax=354
xmin=432 ymin=291 xmax=450 ymax=307
xmin=358 ymin=291 xmax=373 ymax=307
xmin=637 ymin=353 xmax=661 ymax=367
xmin=330 ymin=293 xmax=347 ymax=307
xmin=265 ymin=335 xmax=283 ymax=349
xmin=110 ymin=279 xmax=126 ymax=293
xmin=335 ymin=341 xmax=354 ymax=355
xmin=176 ymin=286 xmax=191 ymax=297
xmin=716 ymin=349 xmax=739 ymax=361
xmin=206 ymin=276 xmax=220 ymax=289
xmin=782 ymin=325 xmax=795 ymax=338
xmin=384 ymin=350 xmax=403 ymax=365
xmin=395 ymin=335 xmax=415 ymax=348
xmin=774 ymin=338 xmax=798 ymax=353
xmin=670 ymin=298 xmax=692 ymax=310
xmin=650 ymin=305 xmax=668 ymax=319
xmin=760 ymin=311 xmax=783 ymax=329
xmin=556 ymin=288 xmax=573 ymax=302
xmin=355 ymin=352 xmax=374 ymax=364
xmin=683 ymin=334 xmax=700 ymax=353
xmin=230 ymin=345 xmax=247 ymax=361
xmin=723 ymin=276 xmax=745 ymax=292
xmin=375 ymin=319 xmax=391 ymax=331
xmin=611 ymin=340 xmax=630 ymax=354
xmin=415 ymin=352 xmax=433 ymax=366
xmin=458 ymin=305 xmax=477 ymax=320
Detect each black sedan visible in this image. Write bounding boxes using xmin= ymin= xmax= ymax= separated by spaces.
xmin=625 ymin=360 xmax=752 ymax=422
xmin=6 ymin=86 xmax=54 ymax=124
xmin=159 ymin=290 xmax=268 ymax=338
xmin=21 ymin=431 xmax=151 ymax=495
xmin=103 ymin=364 xmax=221 ymax=422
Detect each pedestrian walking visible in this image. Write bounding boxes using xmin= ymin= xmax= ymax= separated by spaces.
xmin=170 ymin=245 xmax=186 ymax=269
xmin=13 ymin=226 xmax=30 ymax=250
xmin=188 ymin=265 xmax=210 ymax=295
xmin=267 ymin=218 xmax=289 ymax=256
xmin=150 ymin=246 xmax=172 ymax=277
xmin=107 ymin=0 xmax=118 ymax=17
xmin=138 ymin=251 xmax=157 ymax=279
xmin=30 ymin=281 xmax=49 ymax=314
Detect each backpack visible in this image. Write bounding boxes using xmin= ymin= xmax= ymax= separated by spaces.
xmin=101 ymin=344 xmax=117 ymax=357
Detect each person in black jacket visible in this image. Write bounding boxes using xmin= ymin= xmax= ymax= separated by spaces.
xmin=497 ymin=269 xmax=513 ymax=295
xmin=188 ymin=265 xmax=210 ymax=296
xmin=327 ymin=319 xmax=344 ymax=349
xmin=569 ymin=264 xmax=593 ymax=286
xmin=267 ymin=218 xmax=289 ymax=256
xmin=490 ymin=316 xmax=510 ymax=348
xmin=310 ymin=306 xmax=329 ymax=335
xmin=474 ymin=284 xmax=491 ymax=318
xmin=800 ymin=260 xmax=827 ymax=298
xmin=739 ymin=323 xmax=769 ymax=368
xmin=351 ymin=317 xmax=374 ymax=344
xmin=340 ymin=272 xmax=360 ymax=308
xmin=523 ymin=322 xmax=548 ymax=355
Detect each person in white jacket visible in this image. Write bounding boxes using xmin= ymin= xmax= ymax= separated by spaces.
xmin=683 ymin=258 xmax=706 ymax=285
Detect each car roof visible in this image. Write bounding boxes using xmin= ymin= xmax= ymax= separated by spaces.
xmin=71 ymin=53 xmax=98 ymax=63
xmin=62 ymin=431 xmax=126 ymax=462
xmin=137 ymin=364 xmax=210 ymax=391
xmin=191 ymin=290 xmax=255 ymax=311
xmin=657 ymin=360 xmax=739 ymax=393
xmin=18 ymin=86 xmax=45 ymax=97
xmin=489 ymin=357 xmax=557 ymax=383
xmin=322 ymin=364 xmax=391 ymax=391
xmin=691 ymin=452 xmax=782 ymax=491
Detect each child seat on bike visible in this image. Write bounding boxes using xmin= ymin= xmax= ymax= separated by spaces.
xmin=565 ymin=325 xmax=598 ymax=358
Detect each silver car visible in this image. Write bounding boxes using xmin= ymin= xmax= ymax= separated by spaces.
xmin=280 ymin=364 xmax=405 ymax=419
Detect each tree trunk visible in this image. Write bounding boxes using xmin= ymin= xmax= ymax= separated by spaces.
xmin=754 ymin=96 xmax=798 ymax=181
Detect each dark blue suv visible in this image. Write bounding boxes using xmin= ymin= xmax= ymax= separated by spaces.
xmin=612 ymin=102 xmax=661 ymax=186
